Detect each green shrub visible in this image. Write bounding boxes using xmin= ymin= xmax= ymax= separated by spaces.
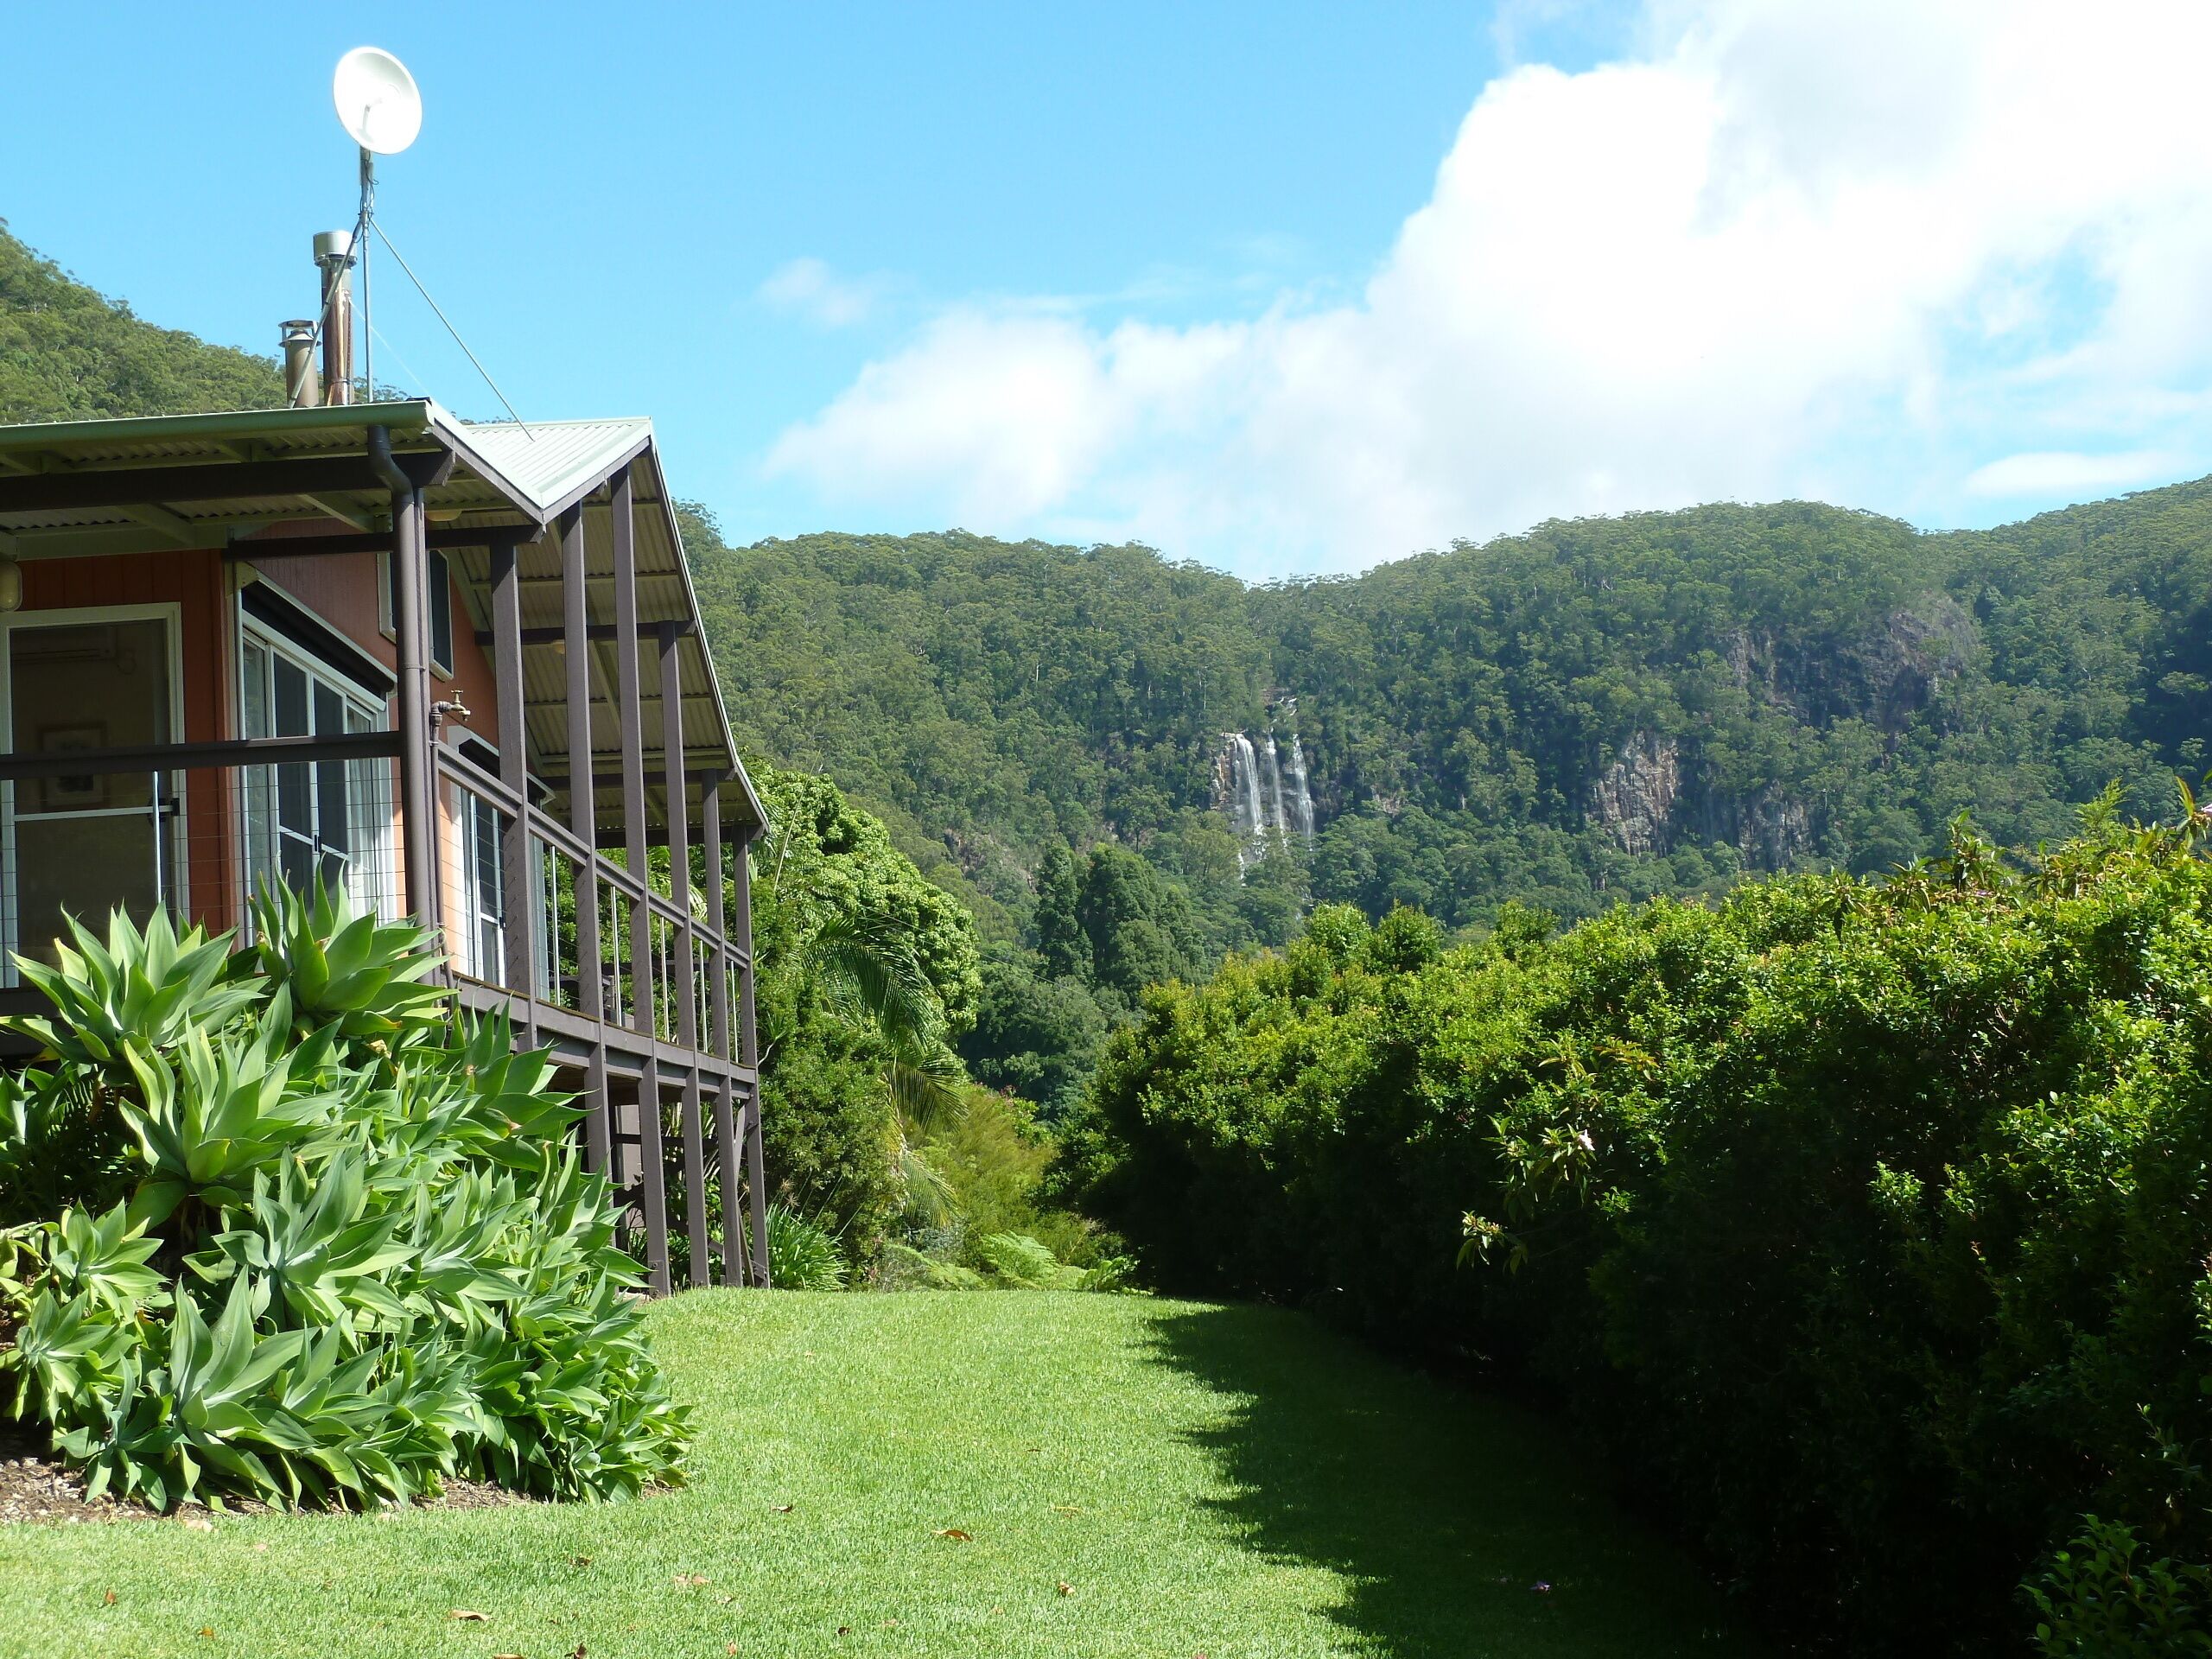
xmin=761 ymin=1204 xmax=846 ymax=1291
xmin=972 ymin=1231 xmax=1087 ymax=1290
xmin=2027 ymin=1518 xmax=2212 ymax=1656
xmin=0 ymin=887 xmax=688 ymax=1510
xmin=1060 ymin=804 xmax=2212 ymax=1649
xmin=875 ymin=1240 xmax=987 ymax=1291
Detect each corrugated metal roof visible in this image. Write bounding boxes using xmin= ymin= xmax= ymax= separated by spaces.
xmin=0 ymin=399 xmax=762 ymax=830
xmin=455 ymin=418 xmax=653 ymax=518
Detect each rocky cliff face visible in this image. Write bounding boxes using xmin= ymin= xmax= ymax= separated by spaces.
xmin=1591 ymin=733 xmax=1681 ymax=856
xmin=1588 ymin=597 xmax=1973 ymax=866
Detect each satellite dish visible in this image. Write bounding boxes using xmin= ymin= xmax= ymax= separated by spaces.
xmin=332 ymin=48 xmax=421 ymax=155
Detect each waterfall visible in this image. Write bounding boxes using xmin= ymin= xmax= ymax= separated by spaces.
xmin=1283 ymin=726 xmax=1315 ymax=842
xmin=1233 ymin=734 xmax=1265 ymax=847
xmin=1261 ymin=735 xmax=1287 ymax=852
xmin=1213 ymin=698 xmax=1316 ymax=872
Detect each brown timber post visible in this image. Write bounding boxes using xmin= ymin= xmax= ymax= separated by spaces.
xmin=702 ymin=773 xmax=742 ymax=1285
xmin=702 ymin=772 xmax=728 ymax=1058
xmin=560 ymin=505 xmax=610 ymax=1172
xmin=662 ymin=621 xmax=708 ymax=1287
xmin=612 ymin=467 xmax=652 ymax=1037
xmin=490 ymin=534 xmax=535 ymax=1022
xmin=390 ymin=482 xmax=438 ymax=936
xmin=637 ymin=1057 xmax=670 ymax=1295
xmin=610 ymin=468 xmax=668 ymax=1294
xmin=735 ymin=829 xmax=768 ymax=1286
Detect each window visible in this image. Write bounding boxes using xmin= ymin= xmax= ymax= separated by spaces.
xmin=239 ymin=623 xmax=394 ymax=920
xmin=451 ymin=784 xmax=505 ymax=982
xmin=0 ymin=609 xmax=184 ymax=984
xmin=379 ymin=547 xmax=454 ymax=675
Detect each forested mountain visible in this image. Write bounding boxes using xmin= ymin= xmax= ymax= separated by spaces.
xmin=7 ymin=214 xmax=2206 ymax=983
xmin=0 ymin=223 xmax=283 ymax=419
xmin=685 ymin=486 xmax=2212 ymax=946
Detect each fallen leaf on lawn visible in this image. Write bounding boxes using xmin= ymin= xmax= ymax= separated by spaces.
xmin=836 ymin=1626 xmax=851 ymax=1637
xmin=198 ymin=1630 xmax=214 ymax=1640
xmin=728 ymin=1647 xmax=738 ymax=1656
xmin=251 ymin=1541 xmax=267 ymax=1553
xmin=102 ymin=1591 xmax=116 ymax=1605
xmin=716 ymin=1594 xmax=737 ymax=1605
xmin=495 ymin=1653 xmax=527 ymax=1658
xmin=931 ymin=1528 xmax=972 ymax=1541
xmin=569 ymin=1554 xmax=594 ymax=1568
xmin=1057 ymin=1581 xmax=1074 ymax=1597
xmin=182 ymin=1516 xmax=213 ymax=1532
xmin=449 ymin=1609 xmax=491 ymax=1622
xmin=673 ymin=1573 xmax=710 ymax=1589
xmin=771 ymin=1503 xmax=794 ymax=1514
xmin=569 ymin=1645 xmax=587 ymax=1659
xmin=1530 ymin=1581 xmax=1552 ymax=1594
xmin=1052 ymin=1505 xmax=1084 ymax=1515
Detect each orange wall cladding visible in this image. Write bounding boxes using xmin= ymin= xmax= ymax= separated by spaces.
xmin=17 ymin=543 xmax=506 ymax=945
xmin=19 ymin=549 xmax=235 ymax=936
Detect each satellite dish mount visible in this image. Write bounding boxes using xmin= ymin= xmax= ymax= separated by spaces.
xmin=329 ymin=47 xmax=423 ymax=403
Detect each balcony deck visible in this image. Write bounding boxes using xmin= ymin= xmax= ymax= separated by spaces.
xmin=0 ymin=401 xmax=772 ymax=1292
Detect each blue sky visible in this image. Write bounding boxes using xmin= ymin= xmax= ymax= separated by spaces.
xmin=9 ymin=3 xmax=2212 ymax=576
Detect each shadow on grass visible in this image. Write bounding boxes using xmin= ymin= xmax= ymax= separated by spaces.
xmin=1145 ymin=1302 xmax=1758 ymax=1659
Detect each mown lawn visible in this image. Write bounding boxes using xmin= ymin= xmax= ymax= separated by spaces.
xmin=0 ymin=1292 xmax=1758 ymax=1657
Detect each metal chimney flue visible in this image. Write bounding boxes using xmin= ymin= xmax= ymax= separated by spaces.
xmin=312 ymin=230 xmax=355 ymax=405
xmin=280 ymin=320 xmax=320 ymax=408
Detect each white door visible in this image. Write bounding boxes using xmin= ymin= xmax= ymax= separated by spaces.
xmin=1 ymin=610 xmax=183 ymax=982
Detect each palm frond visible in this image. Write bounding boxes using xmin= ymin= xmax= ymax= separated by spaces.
xmin=897 ymin=1145 xmax=957 ymax=1227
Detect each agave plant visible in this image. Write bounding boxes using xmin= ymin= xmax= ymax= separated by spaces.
xmin=0 ymin=878 xmax=689 ymax=1511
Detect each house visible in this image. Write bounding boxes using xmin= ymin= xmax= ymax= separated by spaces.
xmin=0 ymin=397 xmax=766 ymax=1294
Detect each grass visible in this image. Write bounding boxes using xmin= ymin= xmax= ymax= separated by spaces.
xmin=0 ymin=1291 xmax=1760 ymax=1657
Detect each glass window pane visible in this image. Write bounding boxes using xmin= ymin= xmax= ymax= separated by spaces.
xmin=428 ymin=550 xmax=453 ymax=671
xmin=317 ymin=760 xmax=349 ymax=858
xmin=242 ymin=639 xmax=270 ymax=740
xmin=279 ymin=832 xmax=311 ymax=892
xmin=12 ymin=817 xmax=160 ymax=969
xmin=273 ymin=658 xmax=308 ymax=738
xmin=474 ymin=799 xmax=501 ymax=912
xmin=10 ymin=620 xmax=169 ymax=814
xmin=277 ymin=760 xmax=310 ymax=839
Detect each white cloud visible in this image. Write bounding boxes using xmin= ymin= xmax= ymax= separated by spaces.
xmin=766 ymin=0 xmax=2212 ymax=575
xmin=1963 ymin=449 xmax=2184 ymax=499
xmin=758 ymin=257 xmax=881 ymax=329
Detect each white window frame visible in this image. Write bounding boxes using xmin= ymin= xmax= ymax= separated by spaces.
xmin=236 ymin=608 xmax=395 ymax=925
xmin=376 ymin=548 xmax=457 ymax=679
xmin=0 ymin=602 xmax=187 ymax=988
xmin=449 ymin=782 xmax=506 ymax=982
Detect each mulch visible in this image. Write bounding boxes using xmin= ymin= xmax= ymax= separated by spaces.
xmin=0 ymin=1427 xmax=126 ymax=1525
xmin=0 ymin=1425 xmax=533 ymax=1524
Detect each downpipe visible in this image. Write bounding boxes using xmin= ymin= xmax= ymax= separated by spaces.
xmin=370 ymin=424 xmax=439 ymax=935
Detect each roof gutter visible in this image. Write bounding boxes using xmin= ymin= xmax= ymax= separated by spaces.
xmin=366 ymin=423 xmax=411 ymax=496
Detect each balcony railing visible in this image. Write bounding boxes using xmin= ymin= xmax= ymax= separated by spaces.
xmin=0 ymin=734 xmax=764 ymax=1294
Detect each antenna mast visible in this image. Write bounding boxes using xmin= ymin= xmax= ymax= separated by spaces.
xmin=359 ymin=146 xmax=374 ymax=398
xmin=331 ymin=46 xmax=422 ymax=404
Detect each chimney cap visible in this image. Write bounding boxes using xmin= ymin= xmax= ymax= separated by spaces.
xmin=313 ymin=230 xmax=354 ymax=265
